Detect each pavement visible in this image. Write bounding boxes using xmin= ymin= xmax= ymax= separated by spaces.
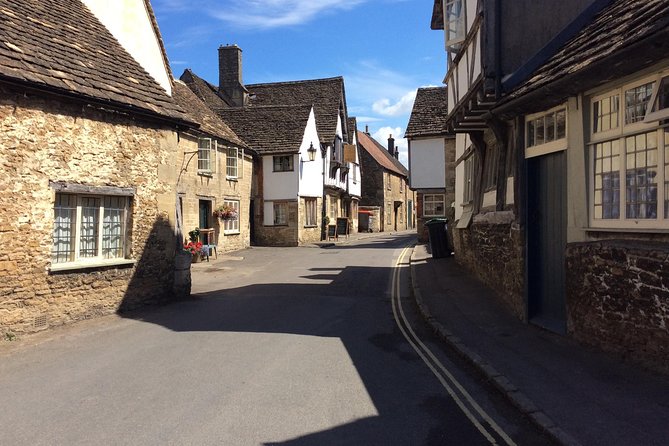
xmin=410 ymin=243 xmax=669 ymax=446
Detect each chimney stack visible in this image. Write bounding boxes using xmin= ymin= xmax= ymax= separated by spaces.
xmin=218 ymin=44 xmax=246 ymax=107
xmin=388 ymin=134 xmax=395 ymax=155
xmin=365 ymin=125 xmax=369 ymax=134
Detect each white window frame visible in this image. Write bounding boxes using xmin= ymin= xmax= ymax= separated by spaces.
xmin=525 ymin=104 xmax=568 ymax=159
xmin=222 ymin=199 xmax=240 ymax=234
xmin=273 ymin=202 xmax=288 ymax=226
xmin=423 ymin=194 xmax=446 ymax=217
xmin=198 ymin=138 xmax=216 ymax=175
xmin=304 ymin=197 xmax=318 ymax=227
xmin=644 ymin=71 xmax=669 ymax=123
xmin=443 ymin=0 xmax=466 ymax=53
xmin=51 ymin=193 xmax=133 ymax=271
xmin=226 ymin=146 xmax=238 ymax=179
xmin=588 ymin=72 xmax=669 ymax=230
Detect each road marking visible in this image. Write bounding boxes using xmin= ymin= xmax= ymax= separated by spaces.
xmin=391 ymin=245 xmax=516 ymax=446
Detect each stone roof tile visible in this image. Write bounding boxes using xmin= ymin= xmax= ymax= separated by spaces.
xmin=0 ymin=0 xmax=189 ymax=123
xmin=405 ymin=87 xmax=449 ymax=138
xmin=357 ymin=130 xmax=409 ymax=178
xmin=217 ymin=105 xmax=313 ymax=154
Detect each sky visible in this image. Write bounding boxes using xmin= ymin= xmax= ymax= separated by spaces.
xmin=152 ymin=0 xmax=446 ymax=167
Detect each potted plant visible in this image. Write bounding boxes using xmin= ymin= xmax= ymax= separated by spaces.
xmin=213 ymin=204 xmax=238 ymax=221
xmin=184 ymin=228 xmax=205 ymax=263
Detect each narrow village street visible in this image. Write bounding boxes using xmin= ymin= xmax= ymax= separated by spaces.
xmin=0 ymin=233 xmax=550 ymax=445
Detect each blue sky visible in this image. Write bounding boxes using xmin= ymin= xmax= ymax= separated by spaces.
xmin=152 ymin=0 xmax=446 ymax=166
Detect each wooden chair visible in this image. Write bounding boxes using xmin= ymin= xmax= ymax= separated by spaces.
xmin=199 ymin=228 xmax=217 ymax=261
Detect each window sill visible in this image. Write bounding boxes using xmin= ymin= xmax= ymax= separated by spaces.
xmin=198 ymin=171 xmax=214 ymax=177
xmin=50 ymin=258 xmax=135 ymax=273
xmin=226 ymin=176 xmax=238 ymax=182
xmin=585 ymin=226 xmax=669 ymax=234
xmin=304 ymin=225 xmax=318 ymax=228
xmin=223 ymin=231 xmax=241 ymax=235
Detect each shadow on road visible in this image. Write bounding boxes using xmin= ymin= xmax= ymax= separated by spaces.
xmin=117 ymin=256 xmax=487 ymax=445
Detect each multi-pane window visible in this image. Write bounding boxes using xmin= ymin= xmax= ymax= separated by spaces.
xmin=52 ymin=193 xmax=129 ymax=265
xmin=625 ymin=132 xmax=658 ymax=219
xmin=223 ymin=199 xmax=240 ymax=234
xmin=226 ymin=147 xmax=238 ymax=178
xmin=527 ymin=108 xmax=567 ymax=147
xmin=304 ymin=198 xmax=317 ymax=226
xmin=463 ymin=154 xmax=475 ymax=204
xmin=593 ymin=140 xmax=621 ymax=219
xmin=424 ymin=194 xmax=445 ymax=217
xmin=593 ymin=95 xmax=620 ymax=133
xmin=329 ymin=196 xmax=337 ymax=220
xmin=273 ymin=202 xmax=288 ymax=225
xmin=482 ymin=145 xmax=498 ymax=191
xmin=589 ymin=76 xmax=669 ymax=228
xmin=198 ymin=138 xmax=215 ymax=174
xmin=625 ymin=82 xmax=654 ymax=124
xmin=273 ymin=155 xmax=293 ymax=172
xmin=444 ymin=0 xmax=465 ymax=53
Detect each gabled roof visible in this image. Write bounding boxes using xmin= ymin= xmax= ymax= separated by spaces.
xmin=405 ymin=87 xmax=449 ymax=138
xmin=0 ymin=0 xmax=190 ymax=124
xmin=500 ymin=0 xmax=669 ymax=113
xmin=180 ymin=69 xmax=231 ymax=110
xmin=172 ymin=81 xmax=247 ymax=149
xmin=217 ymin=105 xmax=313 ymax=154
xmin=246 ymin=77 xmax=347 ymax=145
xmin=357 ymin=130 xmax=409 ymax=178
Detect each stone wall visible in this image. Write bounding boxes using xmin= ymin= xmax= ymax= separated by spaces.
xmin=254 ymin=200 xmax=299 ymax=247
xmin=566 ymin=240 xmax=669 ymax=373
xmin=452 ymin=212 xmax=525 ymax=319
xmin=0 ymin=85 xmax=179 ymax=337
xmin=298 ymin=196 xmax=322 ymax=245
xmin=173 ymin=132 xmax=253 ymax=254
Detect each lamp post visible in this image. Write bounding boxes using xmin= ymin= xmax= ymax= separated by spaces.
xmin=320 ymin=143 xmax=329 ymax=241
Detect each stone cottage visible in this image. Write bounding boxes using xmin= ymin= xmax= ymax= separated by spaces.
xmin=183 ymin=45 xmax=361 ymax=244
xmin=357 ymin=130 xmax=413 ymax=232
xmin=0 ymin=0 xmax=193 ymax=336
xmin=170 ymin=80 xmax=254 ymax=254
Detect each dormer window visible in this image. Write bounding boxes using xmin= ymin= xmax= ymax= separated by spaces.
xmin=444 ymin=0 xmax=466 ymax=53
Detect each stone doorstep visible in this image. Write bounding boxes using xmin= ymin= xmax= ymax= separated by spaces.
xmin=408 ymin=245 xmax=581 ymax=446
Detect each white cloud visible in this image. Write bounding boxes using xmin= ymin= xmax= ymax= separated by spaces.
xmin=372 ymin=90 xmax=417 ymax=116
xmin=209 ymin=0 xmax=367 ymax=29
xmin=371 ymin=126 xmax=408 ymax=168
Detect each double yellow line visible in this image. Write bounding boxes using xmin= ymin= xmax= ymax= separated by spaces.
xmin=391 ymin=245 xmax=516 ymax=446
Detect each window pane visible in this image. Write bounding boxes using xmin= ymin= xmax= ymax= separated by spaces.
xmin=102 ymin=196 xmax=125 ymax=259
xmin=198 ymin=139 xmax=212 ymax=172
xmin=593 ymin=95 xmax=619 ymax=133
xmin=593 ymin=142 xmax=620 ymax=220
xmin=227 ymin=147 xmax=238 ymax=178
xmin=79 ymin=197 xmax=100 ymax=257
xmin=545 ymin=113 xmax=555 ymax=142
xmin=527 ymin=120 xmax=535 ymax=147
xmin=625 ymin=82 xmax=655 ymax=124
xmin=52 ymin=194 xmax=76 ymax=263
xmin=535 ymin=117 xmax=545 ymax=145
xmin=625 ymin=131 xmax=658 ymax=219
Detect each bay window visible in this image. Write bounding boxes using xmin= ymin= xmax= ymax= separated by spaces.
xmin=589 ymin=75 xmax=669 ymax=229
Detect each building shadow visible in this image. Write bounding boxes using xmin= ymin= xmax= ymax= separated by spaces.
xmin=118 ymin=260 xmax=488 ymax=445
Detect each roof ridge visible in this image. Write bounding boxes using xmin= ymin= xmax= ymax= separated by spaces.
xmin=246 ymin=76 xmax=344 ymax=88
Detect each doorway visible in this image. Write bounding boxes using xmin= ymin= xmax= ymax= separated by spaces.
xmin=526 ymin=151 xmax=567 ymax=333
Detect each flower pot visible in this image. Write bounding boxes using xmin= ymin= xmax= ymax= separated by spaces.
xmin=191 ymin=252 xmax=202 ymax=263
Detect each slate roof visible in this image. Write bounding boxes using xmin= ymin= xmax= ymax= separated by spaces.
xmin=180 ymin=69 xmax=231 ymax=110
xmin=172 ymin=81 xmax=247 ymax=148
xmin=357 ymin=130 xmax=409 ymax=178
xmin=0 ymin=0 xmax=190 ymax=124
xmin=217 ymin=105 xmax=313 ymax=154
xmin=503 ymin=0 xmax=669 ymax=107
xmin=405 ymin=87 xmax=449 ymax=138
xmin=246 ymin=77 xmax=347 ymax=145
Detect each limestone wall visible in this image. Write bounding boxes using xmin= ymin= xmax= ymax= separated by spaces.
xmin=0 ymin=86 xmax=179 ymax=336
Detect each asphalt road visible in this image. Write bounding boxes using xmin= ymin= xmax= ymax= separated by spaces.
xmin=0 ymin=232 xmax=551 ymax=445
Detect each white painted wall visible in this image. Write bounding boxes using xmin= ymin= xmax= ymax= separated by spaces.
xmin=82 ymin=0 xmax=172 ymax=95
xmin=409 ymin=138 xmax=446 ymax=189
xmin=263 ymin=155 xmax=299 ymax=200
xmin=298 ymin=108 xmax=324 ymax=197
xmin=263 ymin=201 xmax=274 ymax=226
xmin=347 ymin=130 xmax=362 ymax=198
